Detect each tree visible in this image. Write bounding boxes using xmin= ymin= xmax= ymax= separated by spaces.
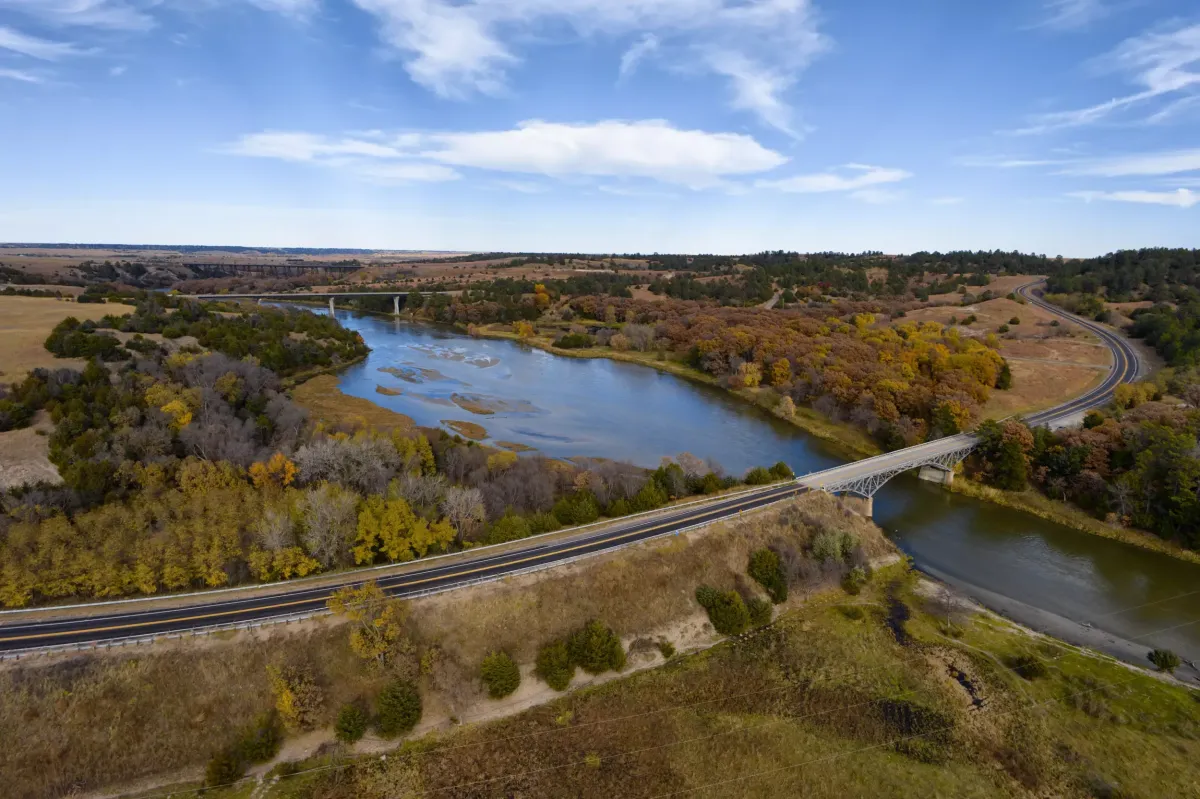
xmin=567 ymin=620 xmax=626 ymax=674
xmin=513 ymin=320 xmax=535 ymax=338
xmin=996 ymin=361 xmax=1012 ymax=390
xmin=355 ymin=495 xmax=454 ymax=565
xmin=327 ymin=581 xmax=413 ymax=668
xmin=299 ymin=483 xmax=359 ymax=568
xmin=1148 ymin=648 xmax=1182 ymax=673
xmin=335 ymin=702 xmax=370 ymax=743
xmin=376 ymin=679 xmax=422 ymax=737
xmin=266 ymin=664 xmax=324 ymax=731
xmin=536 ymin=640 xmax=575 ymax=690
xmin=440 ymin=486 xmax=486 ymax=542
xmin=249 ymin=452 xmax=297 ymax=489
xmin=695 ymin=585 xmax=750 ymax=635
xmin=480 ymin=651 xmax=522 ymax=698
xmin=748 ymin=548 xmax=788 ymax=604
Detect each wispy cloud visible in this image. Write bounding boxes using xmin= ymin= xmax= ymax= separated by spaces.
xmin=109 ymin=64 xmax=126 ymax=76
xmin=1069 ymin=188 xmax=1199 ymax=208
xmin=1013 ymin=21 xmax=1200 ymax=134
xmin=619 ymin=33 xmax=658 ymax=80
xmin=0 ymin=25 xmax=87 ymax=60
xmin=757 ymin=163 xmax=912 ymax=193
xmin=0 ymin=66 xmax=43 ymax=83
xmin=494 ymin=180 xmax=549 ymax=194
xmin=227 ymin=120 xmax=790 ymax=190
xmin=1031 ymin=0 xmax=1109 ymax=31
xmin=1056 ymin=148 xmax=1200 ymax=177
xmin=0 ymin=0 xmax=155 ymax=31
xmin=930 ymin=196 xmax=965 ymax=205
xmin=345 ymin=0 xmax=830 ymax=133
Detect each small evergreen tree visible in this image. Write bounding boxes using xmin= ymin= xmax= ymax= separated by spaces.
xmin=335 ymin=702 xmax=370 ymax=743
xmin=376 ymin=679 xmax=422 ymax=737
xmin=747 ymin=548 xmax=788 ymax=604
xmin=480 ymin=651 xmax=522 ymax=698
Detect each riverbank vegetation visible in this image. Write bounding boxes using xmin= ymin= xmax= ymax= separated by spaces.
xmin=4 ymin=494 xmax=1194 ymax=799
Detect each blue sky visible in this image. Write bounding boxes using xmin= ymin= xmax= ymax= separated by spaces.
xmin=0 ymin=0 xmax=1197 ymax=255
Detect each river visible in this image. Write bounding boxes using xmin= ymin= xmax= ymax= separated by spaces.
xmin=323 ymin=308 xmax=1200 ymax=666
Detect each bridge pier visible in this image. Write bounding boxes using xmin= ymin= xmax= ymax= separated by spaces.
xmin=393 ymin=295 xmax=401 ymax=316
xmin=328 ymin=297 xmax=335 ymax=316
xmin=838 ymin=494 xmax=873 ymax=518
xmin=917 ymin=466 xmax=954 ymax=486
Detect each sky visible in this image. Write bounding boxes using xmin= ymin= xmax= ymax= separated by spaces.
xmin=0 ymin=0 xmax=1197 ymax=255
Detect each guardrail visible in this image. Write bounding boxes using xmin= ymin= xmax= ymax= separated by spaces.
xmin=0 ymin=492 xmax=801 ymax=661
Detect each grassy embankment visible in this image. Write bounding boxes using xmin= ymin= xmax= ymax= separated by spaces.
xmin=5 ymin=493 xmax=1197 ymax=799
xmin=950 ymin=478 xmax=1200 ymax=566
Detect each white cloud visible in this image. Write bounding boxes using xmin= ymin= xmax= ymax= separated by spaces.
xmin=227 ymin=120 xmax=788 ymax=190
xmin=351 ymin=161 xmax=461 ymax=183
xmin=1032 ymin=0 xmax=1108 ymax=31
xmin=0 ymin=25 xmax=87 ymax=60
xmin=1069 ymin=188 xmax=1198 ymax=208
xmin=850 ymin=188 xmax=903 ymax=204
xmin=619 ymin=32 xmax=658 ymax=80
xmin=243 ymin=0 xmax=319 ymax=16
xmin=494 ymin=179 xmax=549 ymax=193
xmin=757 ymin=163 xmax=912 ymax=193
xmin=930 ymin=196 xmax=965 ymax=205
xmin=1056 ymin=148 xmax=1200 ymax=177
xmin=0 ymin=0 xmax=155 ymax=30
xmin=1014 ymin=21 xmax=1200 ymax=134
xmin=0 ymin=67 xmax=42 ymax=83
xmin=110 ymin=64 xmax=127 ymax=76
xmin=345 ymin=0 xmax=829 ymax=131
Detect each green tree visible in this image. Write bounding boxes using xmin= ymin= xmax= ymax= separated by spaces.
xmin=695 ymin=585 xmax=750 ymax=635
xmin=480 ymin=651 xmax=522 ymax=698
xmin=747 ymin=548 xmax=788 ymax=604
xmin=376 ymin=679 xmax=422 ymax=737
xmin=335 ymin=702 xmax=370 ymax=743
xmin=536 ymin=640 xmax=575 ymax=691
xmin=567 ymin=620 xmax=626 ymax=674
xmin=1148 ymin=648 xmax=1182 ymax=673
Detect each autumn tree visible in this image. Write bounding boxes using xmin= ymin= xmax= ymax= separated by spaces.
xmin=249 ymin=452 xmax=297 ymax=490
xmin=327 ymin=581 xmax=415 ymax=668
xmin=354 ymin=495 xmax=455 ymax=565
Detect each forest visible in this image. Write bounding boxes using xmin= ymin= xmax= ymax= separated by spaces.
xmin=0 ymin=300 xmax=788 ymax=606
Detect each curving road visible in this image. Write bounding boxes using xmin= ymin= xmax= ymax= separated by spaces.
xmin=0 ymin=281 xmax=1138 ymax=654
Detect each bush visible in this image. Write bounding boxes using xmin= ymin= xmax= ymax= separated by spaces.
xmin=606 ymin=498 xmax=631 ymax=517
xmin=553 ymin=491 xmax=600 ymax=526
xmin=567 ymin=620 xmax=626 ymax=674
xmin=486 ymin=514 xmax=532 ymax=545
xmin=536 ymin=640 xmax=575 ymax=691
xmin=376 ymin=679 xmax=422 ymax=737
xmin=748 ymin=548 xmax=788 ymax=604
xmin=747 ymin=597 xmax=772 ymax=626
xmin=1011 ymin=653 xmax=1049 ymax=681
xmin=840 ymin=605 xmax=865 ymax=621
xmin=1009 ymin=316 xmax=1021 ymax=325
xmin=812 ymin=530 xmax=856 ymax=563
xmin=744 ymin=466 xmax=773 ymax=485
xmin=335 ymin=702 xmax=370 ymax=743
xmin=1148 ymin=648 xmax=1182 ymax=673
xmin=527 ymin=511 xmax=562 ymax=534
xmin=554 ymin=332 xmax=594 ymax=349
xmin=480 ymin=651 xmax=522 ymax=698
xmin=998 ymin=324 xmax=1010 ymax=334
xmin=695 ymin=584 xmax=750 ymax=635
xmin=205 ymin=712 xmax=282 ymax=787
xmin=769 ymin=461 xmax=794 ymax=480
xmin=205 ymin=749 xmax=245 ymax=787
xmin=628 ymin=479 xmax=668 ymax=512
xmin=657 ymin=639 xmax=676 ymax=659
xmin=698 ymin=472 xmax=723 ymax=494
xmin=842 ymin=566 xmax=868 ymax=595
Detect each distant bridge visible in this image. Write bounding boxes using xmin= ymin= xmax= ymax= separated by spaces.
xmin=182 ymin=290 xmax=458 ymax=316
xmin=183 ymin=261 xmax=365 ymax=277
xmin=795 ymin=281 xmax=1141 ymax=515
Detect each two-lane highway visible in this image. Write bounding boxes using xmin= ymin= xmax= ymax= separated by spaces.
xmin=0 ymin=280 xmax=1140 ymax=654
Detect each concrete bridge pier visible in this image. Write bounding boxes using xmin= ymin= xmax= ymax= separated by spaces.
xmin=328 ymin=297 xmax=335 ymax=316
xmin=917 ymin=465 xmax=954 ymax=486
xmin=839 ymin=494 xmax=873 ymax=518
xmin=393 ymin=295 xmax=401 ymax=316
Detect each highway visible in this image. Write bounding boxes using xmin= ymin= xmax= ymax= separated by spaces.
xmin=0 ymin=281 xmax=1139 ymax=653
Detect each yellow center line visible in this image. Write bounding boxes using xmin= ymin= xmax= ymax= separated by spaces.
xmin=0 ymin=486 xmax=801 ymax=644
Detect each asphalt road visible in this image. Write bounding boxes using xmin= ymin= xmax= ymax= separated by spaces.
xmin=0 ymin=281 xmax=1138 ymax=653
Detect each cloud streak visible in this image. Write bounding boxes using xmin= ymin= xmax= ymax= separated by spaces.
xmin=1069 ymin=189 xmax=1198 ymax=208
xmin=756 ymin=163 xmax=912 ymax=193
xmin=0 ymin=25 xmax=87 ymax=60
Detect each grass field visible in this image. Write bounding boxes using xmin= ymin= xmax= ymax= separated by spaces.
xmin=0 ymin=295 xmax=135 ymax=383
xmin=291 ymin=374 xmax=415 ymax=433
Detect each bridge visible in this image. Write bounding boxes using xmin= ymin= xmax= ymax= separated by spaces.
xmin=182 ymin=290 xmax=458 ymax=317
xmin=183 ymin=261 xmax=364 ymax=277
xmin=796 ymin=280 xmax=1141 ymax=514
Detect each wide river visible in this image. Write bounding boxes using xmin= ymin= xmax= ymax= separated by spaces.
xmin=324 ymin=308 xmax=1200 ymax=665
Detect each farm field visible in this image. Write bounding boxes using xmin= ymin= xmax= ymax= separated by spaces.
xmin=0 ymin=295 xmax=135 ymax=383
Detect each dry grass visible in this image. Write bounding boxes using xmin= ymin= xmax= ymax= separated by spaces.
xmin=984 ymin=360 xmax=1106 ymax=419
xmin=441 ymin=419 xmax=488 ymax=439
xmin=0 ymin=295 xmax=136 ymax=383
xmin=0 ymin=411 xmax=60 ymax=491
xmin=0 ymin=494 xmax=889 ymax=799
xmin=291 ymin=375 xmax=415 ymax=434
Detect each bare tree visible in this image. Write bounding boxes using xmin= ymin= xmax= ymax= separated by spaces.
xmin=255 ymin=505 xmax=296 ymax=551
xmin=624 ymin=323 xmax=656 ymax=352
xmin=294 ymin=436 xmax=400 ymax=495
xmin=676 ymin=452 xmax=706 ymax=479
xmin=392 ymin=473 xmax=445 ymax=511
xmin=441 ymin=486 xmax=486 ymax=542
xmin=298 ymin=483 xmax=358 ymax=567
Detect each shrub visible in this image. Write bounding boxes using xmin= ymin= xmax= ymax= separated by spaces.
xmin=657 ymin=639 xmax=676 ymax=659
xmin=843 ymin=566 xmax=868 ymax=595
xmin=335 ymin=702 xmax=370 ymax=743
xmin=840 ymin=605 xmax=865 ymax=621
xmin=486 ymin=513 xmax=532 ymax=545
xmin=628 ymin=479 xmax=668 ymax=512
xmin=527 ymin=511 xmax=562 ymax=534
xmin=206 ymin=712 xmax=282 ymax=787
xmin=1009 ymin=316 xmax=1021 ymax=325
xmin=744 ymin=466 xmax=773 ymax=485
xmin=567 ymin=620 xmax=626 ymax=674
xmin=1148 ymin=648 xmax=1182 ymax=673
xmin=536 ymin=640 xmax=575 ymax=691
xmin=695 ymin=584 xmax=750 ymax=635
xmin=1083 ymin=410 xmax=1105 ymax=429
xmin=553 ymin=491 xmax=600 ymax=526
xmin=748 ymin=548 xmax=788 ymax=604
xmin=769 ymin=461 xmax=794 ymax=480
xmin=1011 ymin=653 xmax=1049 ymax=681
xmin=998 ymin=324 xmax=1010 ymax=334
xmin=266 ymin=665 xmax=324 ymax=731
xmin=747 ymin=597 xmax=773 ymax=626
xmin=699 ymin=472 xmax=723 ymax=494
xmin=205 ymin=750 xmax=245 ymax=787
xmin=480 ymin=651 xmax=522 ymax=698
xmin=606 ymin=498 xmax=631 ymax=517
xmin=376 ymin=679 xmax=422 ymax=737
xmin=812 ymin=530 xmax=856 ymax=563
xmin=554 ymin=332 xmax=594 ymax=349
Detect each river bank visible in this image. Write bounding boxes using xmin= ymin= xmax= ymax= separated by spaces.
xmin=949 ymin=477 xmax=1200 ymax=566
xmin=468 ymin=322 xmax=882 ymax=459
